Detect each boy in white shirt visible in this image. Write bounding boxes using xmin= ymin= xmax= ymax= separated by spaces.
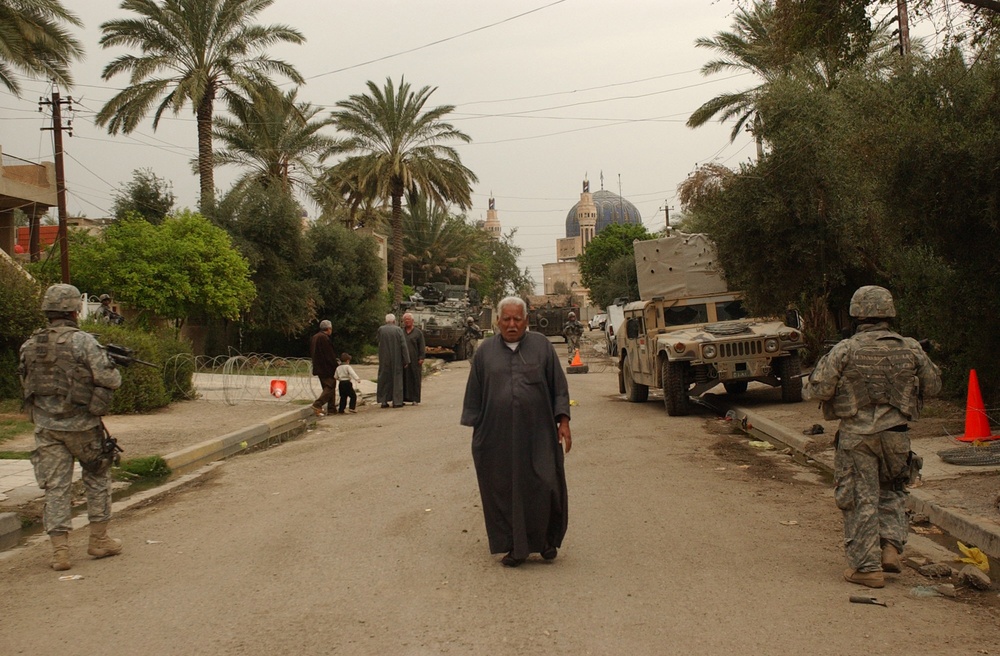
xmin=335 ymin=353 xmax=362 ymax=414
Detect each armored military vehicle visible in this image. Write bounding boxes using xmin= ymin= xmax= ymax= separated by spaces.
xmin=405 ymin=283 xmax=481 ymax=360
xmin=617 ymin=233 xmax=804 ymax=416
xmin=525 ymin=294 xmax=579 ymax=341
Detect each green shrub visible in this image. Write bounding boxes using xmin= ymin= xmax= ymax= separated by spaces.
xmin=0 ymin=260 xmax=43 ymax=400
xmin=80 ymin=320 xmax=194 ymax=413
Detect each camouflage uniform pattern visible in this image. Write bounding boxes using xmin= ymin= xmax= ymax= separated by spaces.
xmin=563 ymin=319 xmax=584 ymax=359
xmin=806 ymin=321 xmax=941 ymax=573
xmin=19 ymin=317 xmax=121 ymax=535
xmin=31 ymin=426 xmax=112 ymax=533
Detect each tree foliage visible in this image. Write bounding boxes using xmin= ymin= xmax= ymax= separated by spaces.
xmin=577 ymin=223 xmax=654 ymax=309
xmin=475 ymin=230 xmax=534 ymax=305
xmin=328 ymin=76 xmax=478 ymax=308
xmin=111 ymin=168 xmax=175 ymax=224
xmin=215 ymin=181 xmax=316 ymax=338
xmin=0 ymin=258 xmax=43 ymax=398
xmin=0 ymin=0 xmax=83 ymax=96
xmin=71 ymin=211 xmax=255 ymax=327
xmin=96 ymin=0 xmax=305 ymax=214
xmin=301 ymin=221 xmax=386 ymax=357
xmin=682 ymin=43 xmax=1000 ymax=403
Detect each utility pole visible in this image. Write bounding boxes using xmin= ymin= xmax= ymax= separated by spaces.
xmin=660 ymin=202 xmax=675 ymax=233
xmin=39 ymin=88 xmax=73 ymax=283
xmin=897 ymin=0 xmax=911 ymax=56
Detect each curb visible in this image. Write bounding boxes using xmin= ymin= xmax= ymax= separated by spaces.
xmin=163 ymin=405 xmax=315 ymax=474
xmin=703 ymin=396 xmax=1000 ymax=560
xmin=0 ymin=405 xmax=317 ymax=556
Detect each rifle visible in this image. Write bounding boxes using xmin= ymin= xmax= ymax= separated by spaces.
xmin=104 ymin=343 xmax=159 ymax=368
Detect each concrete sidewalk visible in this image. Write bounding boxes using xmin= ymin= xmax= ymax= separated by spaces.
xmin=703 ymin=392 xmax=1000 ymax=560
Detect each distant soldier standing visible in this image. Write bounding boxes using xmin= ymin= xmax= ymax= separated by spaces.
xmin=19 ymin=284 xmax=124 ymax=571
xmin=805 ymin=286 xmax=941 ymax=589
xmin=562 ymin=311 xmax=584 ymax=363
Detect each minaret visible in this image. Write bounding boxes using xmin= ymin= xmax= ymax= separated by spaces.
xmin=577 ymin=178 xmax=597 ymax=251
xmin=483 ymin=196 xmax=501 ymax=240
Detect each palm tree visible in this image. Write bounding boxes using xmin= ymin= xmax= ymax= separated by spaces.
xmin=96 ymin=0 xmax=305 ymax=214
xmin=402 ymin=193 xmax=487 ymax=287
xmin=686 ymin=1 xmax=784 ymax=158
xmin=0 ymin=0 xmax=83 ymax=96
xmin=328 ymin=76 xmax=478 ymax=307
xmin=211 ymin=86 xmax=335 ymax=197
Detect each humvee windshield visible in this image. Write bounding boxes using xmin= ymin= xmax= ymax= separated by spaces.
xmin=715 ymin=300 xmax=748 ymax=321
xmin=664 ymin=304 xmax=708 ymax=326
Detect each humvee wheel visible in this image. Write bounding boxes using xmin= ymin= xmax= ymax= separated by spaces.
xmin=776 ymin=353 xmax=803 ymax=403
xmin=723 ymin=381 xmax=748 ymax=395
xmin=623 ymin=358 xmax=648 ymax=403
xmin=662 ymin=360 xmax=690 ymax=416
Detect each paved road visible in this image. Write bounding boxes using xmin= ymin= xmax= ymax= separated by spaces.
xmin=1 ymin=357 xmax=997 ymax=655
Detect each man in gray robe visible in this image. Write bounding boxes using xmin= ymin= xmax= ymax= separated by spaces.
xmin=376 ymin=313 xmax=410 ymax=408
xmin=402 ymin=312 xmax=426 ymax=404
xmin=461 ymin=296 xmax=572 ymax=567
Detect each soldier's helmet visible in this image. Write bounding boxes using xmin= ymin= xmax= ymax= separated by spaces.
xmin=849 ymin=285 xmax=896 ymax=320
xmin=99 ymin=294 xmax=111 ymax=302
xmin=466 ymin=317 xmax=475 ymax=324
xmin=568 ymin=312 xmax=576 ymax=320
xmin=42 ymin=284 xmax=83 ymax=313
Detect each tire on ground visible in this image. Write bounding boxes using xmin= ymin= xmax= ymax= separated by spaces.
xmin=623 ymin=358 xmax=649 ymax=403
xmin=776 ymin=352 xmax=803 ymax=403
xmin=662 ymin=359 xmax=690 ymax=416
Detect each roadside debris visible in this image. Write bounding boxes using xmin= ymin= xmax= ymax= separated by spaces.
xmin=802 ymin=424 xmax=824 ymax=435
xmin=917 ymin=563 xmax=955 ymax=578
xmin=850 ymin=595 xmax=891 ymax=607
xmin=959 ymin=565 xmax=992 ymax=590
xmin=935 ymin=583 xmax=958 ymax=598
xmin=957 ymin=542 xmax=990 ymax=573
xmin=748 ymin=440 xmax=774 ymax=450
xmin=910 ymin=586 xmax=941 ymax=598
xmin=58 ymin=575 xmax=83 ymax=581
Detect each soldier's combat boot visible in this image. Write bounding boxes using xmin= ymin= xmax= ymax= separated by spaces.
xmin=844 ymin=568 xmax=884 ymax=588
xmin=87 ymin=521 xmax=123 ymax=558
xmin=50 ymin=532 xmax=71 ymax=571
xmin=881 ymin=544 xmax=902 ymax=573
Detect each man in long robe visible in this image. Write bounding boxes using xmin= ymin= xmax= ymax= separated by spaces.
xmin=461 ymin=296 xmax=572 ymax=567
xmin=402 ymin=312 xmax=425 ymax=404
xmin=376 ymin=314 xmax=410 ymax=408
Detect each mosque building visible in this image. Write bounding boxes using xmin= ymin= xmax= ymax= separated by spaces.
xmin=542 ymin=176 xmax=642 ymax=303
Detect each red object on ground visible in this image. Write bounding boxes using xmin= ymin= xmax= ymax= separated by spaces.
xmin=958 ymin=369 xmax=999 ymax=442
xmin=270 ymin=379 xmax=287 ymax=398
xmin=569 ymin=349 xmax=583 ymax=367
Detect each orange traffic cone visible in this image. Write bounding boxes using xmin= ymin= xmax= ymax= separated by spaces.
xmin=957 ymin=370 xmax=998 ymax=442
xmin=270 ymin=379 xmax=287 ymax=398
xmin=570 ymin=349 xmax=583 ymax=367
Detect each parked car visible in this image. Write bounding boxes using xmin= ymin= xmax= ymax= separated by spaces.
xmin=589 ymin=313 xmax=607 ymax=331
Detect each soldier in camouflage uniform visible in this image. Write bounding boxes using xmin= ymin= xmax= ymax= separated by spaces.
xmin=805 ymin=286 xmax=941 ymax=588
xmin=19 ymin=284 xmax=124 ymax=571
xmin=562 ymin=312 xmax=584 ymax=363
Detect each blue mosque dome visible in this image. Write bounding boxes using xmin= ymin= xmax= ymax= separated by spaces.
xmin=565 ymin=189 xmax=642 ymax=238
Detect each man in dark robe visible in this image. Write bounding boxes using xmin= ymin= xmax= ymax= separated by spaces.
xmin=376 ymin=314 xmax=410 ymax=408
xmin=461 ymin=296 xmax=572 ymax=567
xmin=310 ymin=320 xmax=338 ymax=416
xmin=402 ymin=312 xmax=425 ymax=404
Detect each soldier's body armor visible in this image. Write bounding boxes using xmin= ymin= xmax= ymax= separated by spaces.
xmin=21 ymin=325 xmax=97 ymax=420
xmin=826 ymin=330 xmax=920 ymax=421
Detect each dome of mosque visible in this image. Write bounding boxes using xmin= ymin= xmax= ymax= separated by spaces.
xmin=565 ymin=189 xmax=642 ymax=238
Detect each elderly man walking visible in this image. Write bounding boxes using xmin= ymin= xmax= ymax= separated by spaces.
xmin=402 ymin=312 xmax=426 ymax=405
xmin=461 ymin=296 xmax=572 ymax=567
xmin=310 ymin=320 xmax=338 ymax=417
xmin=376 ymin=314 xmax=410 ymax=408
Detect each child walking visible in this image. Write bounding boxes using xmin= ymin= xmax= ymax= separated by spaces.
xmin=335 ymin=353 xmax=362 ymax=414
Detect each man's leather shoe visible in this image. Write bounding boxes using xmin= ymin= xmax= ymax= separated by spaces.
xmin=541 ymin=546 xmax=557 ymax=560
xmin=844 ymin=568 xmax=885 ymax=588
xmin=501 ymin=552 xmax=524 ymax=567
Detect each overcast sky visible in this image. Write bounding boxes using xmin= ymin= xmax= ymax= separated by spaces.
xmin=0 ymin=0 xmax=880 ymax=291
